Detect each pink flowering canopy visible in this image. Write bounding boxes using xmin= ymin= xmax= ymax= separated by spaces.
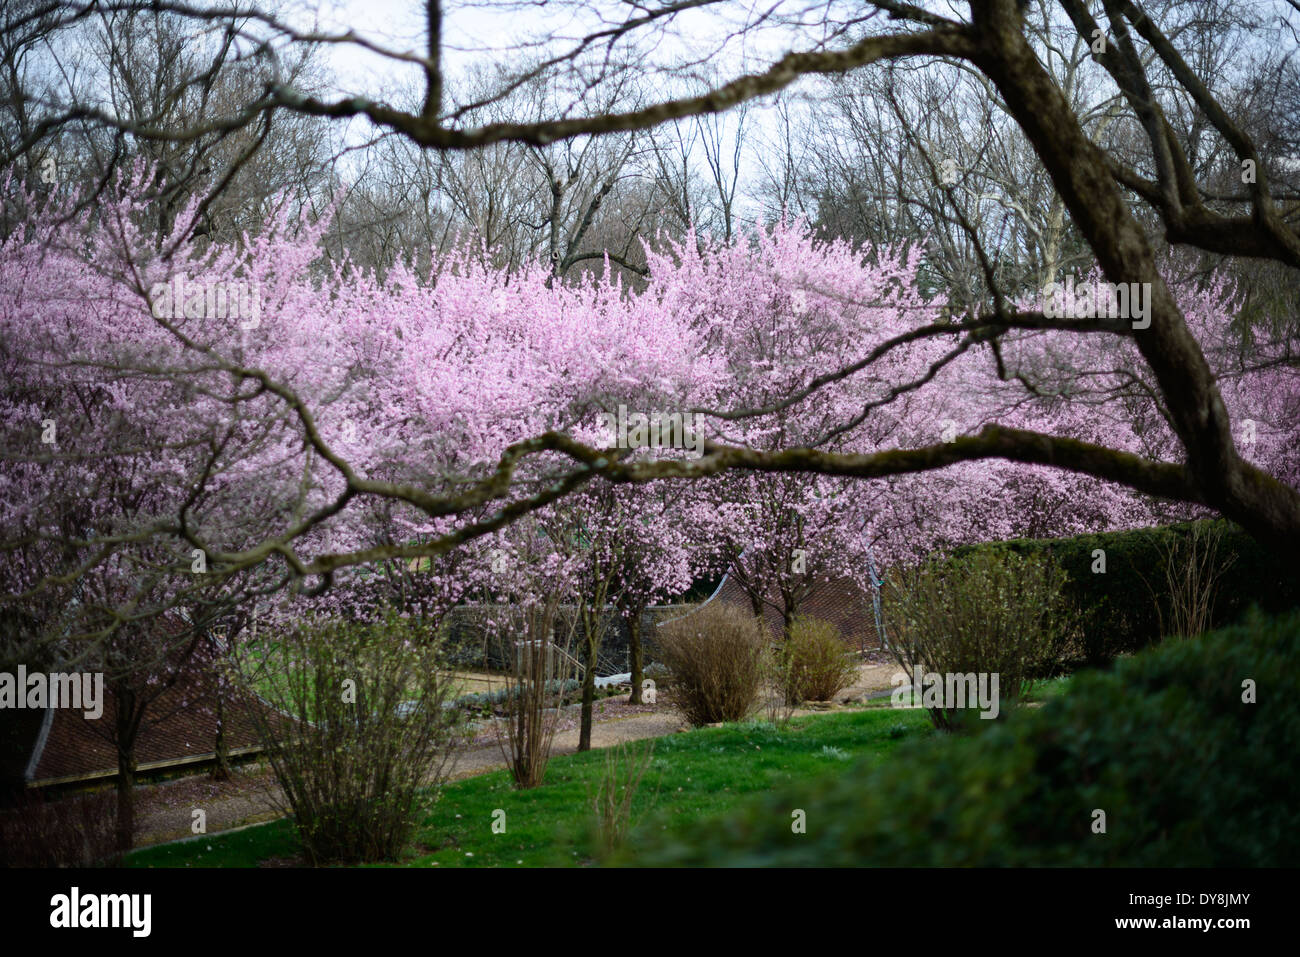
xmin=1 ymin=168 xmax=1296 ymax=641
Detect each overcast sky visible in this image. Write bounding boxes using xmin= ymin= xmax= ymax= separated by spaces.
xmin=296 ymin=0 xmax=846 ymax=103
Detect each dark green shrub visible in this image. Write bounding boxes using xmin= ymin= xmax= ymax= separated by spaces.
xmin=621 ymin=609 xmax=1300 ymax=866
xmin=887 ymin=550 xmax=1077 ymax=730
xmin=949 ymin=519 xmax=1300 ymax=664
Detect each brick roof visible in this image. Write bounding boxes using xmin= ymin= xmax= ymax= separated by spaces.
xmin=16 ymin=670 xmax=279 ymax=787
xmin=684 ymin=572 xmax=884 ymax=651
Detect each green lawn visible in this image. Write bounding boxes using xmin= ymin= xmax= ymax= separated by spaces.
xmin=1022 ymin=675 xmax=1073 ymax=702
xmin=887 ymin=674 xmax=1073 ymax=709
xmin=238 ymin=638 xmax=502 ymax=711
xmin=126 ymin=705 xmax=933 ymax=868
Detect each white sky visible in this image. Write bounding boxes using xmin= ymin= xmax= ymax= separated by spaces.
xmin=271 ymin=0 xmax=1299 ymax=230
xmin=276 ymin=0 xmax=804 ymax=223
xmin=292 ymin=0 xmax=851 ymax=103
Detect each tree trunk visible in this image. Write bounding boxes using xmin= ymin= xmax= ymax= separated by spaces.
xmin=578 ymin=617 xmax=599 ymax=752
xmin=211 ymin=691 xmax=231 ymax=781
xmin=114 ymin=692 xmax=138 ymax=853
xmin=628 ymin=611 xmax=644 ymax=705
xmin=115 ymin=754 xmax=136 ymax=853
xmin=972 ymin=0 xmax=1300 ymax=576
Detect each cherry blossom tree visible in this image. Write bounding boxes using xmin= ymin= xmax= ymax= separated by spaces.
xmin=2 ymin=169 xmax=1297 ymax=682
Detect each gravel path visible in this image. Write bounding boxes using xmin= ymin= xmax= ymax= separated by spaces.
xmin=133 ymin=699 xmax=687 ymax=847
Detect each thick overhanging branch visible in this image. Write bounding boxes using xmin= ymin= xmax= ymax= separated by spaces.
xmin=606 ymin=425 xmax=1203 ymax=503
xmin=13 ymin=21 xmax=976 ymax=154
xmin=279 ymin=29 xmax=979 ymax=149
xmin=259 ymin=425 xmax=1207 ymax=580
xmin=1055 ymin=0 xmax=1300 ymax=269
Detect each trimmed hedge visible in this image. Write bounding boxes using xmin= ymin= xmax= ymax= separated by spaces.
xmin=622 ymin=609 xmax=1300 ymax=866
xmin=946 ymin=520 xmax=1300 ymax=664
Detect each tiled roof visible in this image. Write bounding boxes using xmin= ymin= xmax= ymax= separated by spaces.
xmin=679 ymin=572 xmax=884 ymax=651
xmin=20 ymin=672 xmax=278 ymax=787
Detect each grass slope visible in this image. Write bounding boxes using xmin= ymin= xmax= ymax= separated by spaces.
xmin=127 ymin=706 xmax=932 ymax=868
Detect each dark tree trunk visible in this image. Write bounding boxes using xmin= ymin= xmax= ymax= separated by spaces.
xmin=627 ymin=611 xmax=644 ymax=705
xmin=211 ymin=691 xmax=230 ymax=781
xmin=578 ymin=632 xmax=597 ymax=752
xmin=970 ymin=0 xmax=1300 ymax=574
xmin=113 ymin=688 xmax=139 ymax=853
xmin=115 ymin=756 xmax=136 ymax=852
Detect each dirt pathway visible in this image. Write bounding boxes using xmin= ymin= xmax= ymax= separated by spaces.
xmin=133 ymin=704 xmax=686 ymax=847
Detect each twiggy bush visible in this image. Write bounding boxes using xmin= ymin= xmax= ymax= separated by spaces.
xmin=236 ymin=612 xmax=459 ymax=865
xmin=777 ymin=616 xmax=860 ymax=705
xmin=589 ymin=740 xmax=655 ymax=857
xmin=886 ymin=550 xmax=1076 ymax=731
xmin=1156 ymin=520 xmax=1234 ymax=639
xmin=761 ymin=646 xmax=797 ymax=727
xmin=491 ymin=597 xmax=580 ymax=789
xmin=657 ymin=603 xmax=766 ymax=726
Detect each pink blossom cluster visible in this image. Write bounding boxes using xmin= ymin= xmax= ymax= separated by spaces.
xmin=2 ymin=169 xmax=1295 ymax=640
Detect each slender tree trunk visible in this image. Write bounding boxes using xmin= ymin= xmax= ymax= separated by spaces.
xmin=211 ymin=691 xmax=230 ymax=781
xmin=578 ymin=624 xmax=597 ymax=752
xmin=627 ymin=611 xmax=644 ymax=705
xmin=114 ymin=690 xmax=139 ymax=853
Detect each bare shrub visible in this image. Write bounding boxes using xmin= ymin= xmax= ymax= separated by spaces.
xmin=656 ymin=603 xmax=766 ymax=726
xmin=1157 ymin=521 xmax=1234 ymax=639
xmin=491 ymin=595 xmax=581 ymax=789
xmin=589 ymin=740 xmax=655 ymax=857
xmin=777 ymin=616 xmax=860 ymax=705
xmin=886 ymin=550 xmax=1076 ymax=732
xmin=235 ymin=612 xmax=459 ymax=865
xmin=761 ymin=646 xmax=797 ymax=727
xmin=0 ymin=789 xmax=121 ymax=867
